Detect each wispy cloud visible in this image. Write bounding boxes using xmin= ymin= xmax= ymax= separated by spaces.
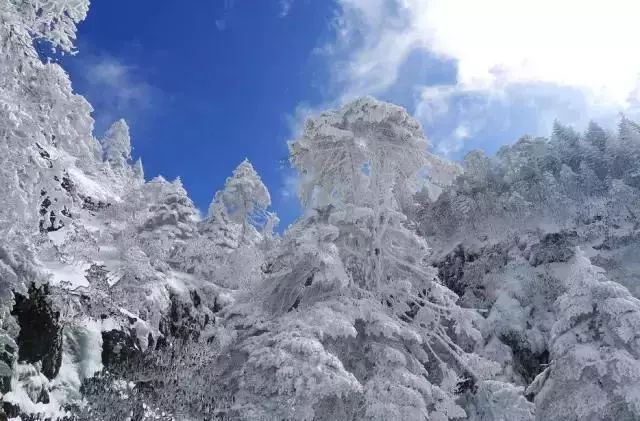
xmin=309 ymin=0 xmax=640 ymax=156
xmin=214 ymin=0 xmax=236 ymax=31
xmin=279 ymin=0 xmax=294 ymax=17
xmin=280 ymin=173 xmax=299 ymax=199
xmin=72 ymin=53 xmax=162 ymax=135
xmin=284 ymin=102 xmax=322 ymax=139
xmin=215 ymin=19 xmax=228 ymax=31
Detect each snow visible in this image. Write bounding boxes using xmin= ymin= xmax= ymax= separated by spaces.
xmin=99 ymin=316 xmax=120 ymax=332
xmin=118 ymin=307 xmax=154 ymax=351
xmin=5 ymin=319 xmax=105 ymax=420
xmin=43 ymin=260 xmax=90 ymax=288
xmin=47 ymin=226 xmax=69 ymax=247
xmin=4 ymin=364 xmax=69 ymax=421
xmin=132 ymin=318 xmax=152 ymax=351
xmin=93 ymin=245 xmax=126 ymax=286
xmin=166 ymin=270 xmax=192 ymax=294
xmin=51 ymin=319 xmax=104 ymax=404
xmin=68 ymin=167 xmax=121 ymax=203
xmin=4 ymin=7 xmax=640 ymax=416
xmin=118 ymin=307 xmax=138 ymax=320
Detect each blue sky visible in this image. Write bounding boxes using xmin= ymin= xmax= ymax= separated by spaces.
xmin=64 ymin=0 xmax=338 ymax=227
xmin=64 ymin=0 xmax=639 ymax=228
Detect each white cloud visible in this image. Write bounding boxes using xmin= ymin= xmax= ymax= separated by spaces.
xmin=279 ymin=0 xmax=294 ymax=17
xmin=324 ymin=0 xmax=429 ymax=100
xmin=320 ymin=0 xmax=640 ymax=155
xmin=215 ymin=19 xmax=227 ymax=31
xmin=330 ymin=0 xmax=640 ymax=105
xmin=74 ymin=54 xmax=160 ymax=134
xmin=420 ymin=0 xmax=640 ymax=105
xmin=280 ymin=173 xmax=299 ymax=199
xmin=89 ymin=58 xmax=151 ymax=108
xmin=284 ymin=102 xmax=324 ymax=139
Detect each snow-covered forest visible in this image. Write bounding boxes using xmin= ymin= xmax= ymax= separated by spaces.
xmin=2 ymin=1 xmax=640 ymax=420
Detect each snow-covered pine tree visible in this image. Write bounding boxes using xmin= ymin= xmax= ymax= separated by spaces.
xmin=182 ymin=160 xmax=276 ymax=288
xmin=0 ymin=0 xmax=102 ymax=239
xmin=529 ymin=249 xmax=640 ymax=420
xmin=214 ymin=159 xmax=273 ymax=240
xmin=102 ymin=119 xmax=132 ymax=169
xmin=133 ymin=157 xmax=145 ymax=182
xmin=135 ymin=176 xmax=199 ymax=270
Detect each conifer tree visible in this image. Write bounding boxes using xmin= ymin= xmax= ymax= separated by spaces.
xmin=102 ymin=119 xmax=132 ymax=169
xmin=530 ymin=250 xmax=640 ymax=420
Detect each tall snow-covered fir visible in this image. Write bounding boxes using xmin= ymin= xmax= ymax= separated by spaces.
xmin=2 ymin=1 xmax=640 ymax=420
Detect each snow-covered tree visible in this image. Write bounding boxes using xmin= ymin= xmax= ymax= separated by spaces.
xmin=290 ymin=97 xmax=459 ymax=289
xmin=3 ymin=0 xmax=89 ymax=54
xmin=135 ymin=177 xmax=199 ymax=268
xmin=102 ymin=119 xmax=132 ymax=169
xmin=58 ymin=221 xmax=99 ymax=264
xmin=212 ymin=159 xmax=273 ymax=239
xmin=419 ymin=114 xmax=640 ymax=238
xmin=466 ymin=380 xmax=534 ymax=421
xmin=585 ymin=121 xmax=607 ymax=152
xmin=177 ymin=161 xmax=277 ymax=287
xmin=5 ymin=0 xmax=640 ymax=416
xmin=0 ymin=0 xmax=99 ymax=238
xmin=210 ymin=98 xmax=496 ymax=420
xmin=529 ymin=250 xmax=640 ymax=420
xmin=290 ymin=96 xmax=440 ymax=211
xmin=133 ymin=157 xmax=144 ymax=181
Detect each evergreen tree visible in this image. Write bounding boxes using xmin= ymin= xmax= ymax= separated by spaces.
xmin=530 ymin=250 xmax=640 ymax=420
xmin=136 ymin=177 xmax=199 ymax=269
xmin=213 ymin=159 xmax=273 ymax=240
xmin=133 ymin=157 xmax=144 ymax=182
xmin=102 ymin=119 xmax=132 ymax=169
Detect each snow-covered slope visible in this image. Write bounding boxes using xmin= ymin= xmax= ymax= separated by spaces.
xmin=420 ymin=124 xmax=640 ymax=420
